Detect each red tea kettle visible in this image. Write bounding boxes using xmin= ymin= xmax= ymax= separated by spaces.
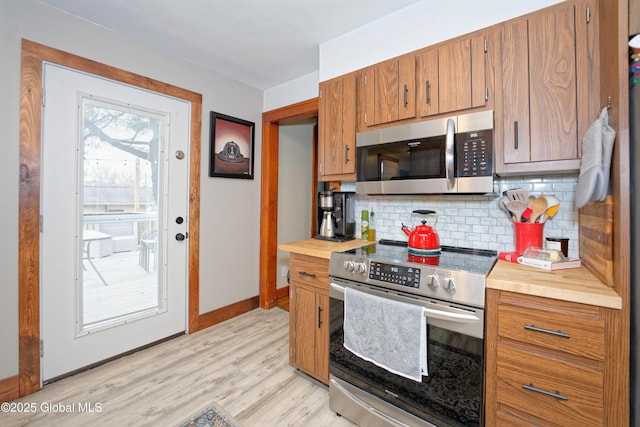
xmin=401 ymin=210 xmax=441 ymax=253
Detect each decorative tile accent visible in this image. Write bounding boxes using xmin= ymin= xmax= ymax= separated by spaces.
xmin=344 ymin=174 xmax=579 ymax=258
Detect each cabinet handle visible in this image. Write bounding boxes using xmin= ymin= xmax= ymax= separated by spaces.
xmin=299 ymin=271 xmax=316 ymax=278
xmin=522 ymin=384 xmax=568 ymax=401
xmin=318 ymin=306 xmax=323 ymax=328
xmin=403 ymin=84 xmax=408 ymax=107
xmin=514 ymin=121 xmax=519 ymax=149
xmin=345 ymin=145 xmax=350 ymax=164
xmin=425 ymin=80 xmax=431 ymax=104
xmin=524 ymin=324 xmax=571 ymax=339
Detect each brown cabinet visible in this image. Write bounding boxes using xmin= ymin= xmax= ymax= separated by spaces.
xmin=318 ymin=73 xmax=356 ymax=181
xmin=416 ymin=33 xmax=487 ymax=117
xmin=495 ymin=0 xmax=598 ymax=174
xmin=362 ymin=55 xmax=415 ymax=126
xmin=485 ymin=290 xmax=607 ymax=426
xmin=288 ymin=253 xmax=330 ymax=384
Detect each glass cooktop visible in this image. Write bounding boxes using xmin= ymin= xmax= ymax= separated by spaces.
xmin=346 ymin=239 xmax=497 ymax=276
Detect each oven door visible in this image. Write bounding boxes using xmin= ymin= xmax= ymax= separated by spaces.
xmin=329 ymin=279 xmax=484 ymax=427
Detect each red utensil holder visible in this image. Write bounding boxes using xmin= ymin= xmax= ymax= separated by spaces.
xmin=514 ymin=222 xmax=544 ymax=255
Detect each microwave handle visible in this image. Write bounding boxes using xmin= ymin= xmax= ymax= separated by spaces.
xmin=445 ymin=118 xmax=456 ymax=191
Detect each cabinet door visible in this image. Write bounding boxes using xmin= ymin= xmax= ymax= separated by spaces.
xmin=290 ymin=284 xmax=317 ymax=376
xmin=528 ymin=2 xmax=578 ymax=162
xmin=371 ymin=56 xmax=416 ymax=125
xmin=416 ymin=49 xmax=439 ymax=117
xmin=471 ymin=33 xmax=487 ymax=108
xmin=318 ymin=75 xmax=356 ymax=179
xmin=501 ymin=18 xmax=531 ymax=164
xmin=439 ymin=38 xmax=472 ymax=114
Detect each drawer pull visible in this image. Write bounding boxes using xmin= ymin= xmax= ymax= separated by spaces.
xmin=523 ymin=383 xmax=568 ymax=401
xmin=524 ymin=324 xmax=570 ymax=339
xmin=299 ymin=271 xmax=316 ymax=278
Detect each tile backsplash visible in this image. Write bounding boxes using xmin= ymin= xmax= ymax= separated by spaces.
xmin=343 ymin=174 xmax=580 ymax=258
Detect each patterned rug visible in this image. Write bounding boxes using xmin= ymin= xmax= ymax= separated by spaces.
xmin=178 ymin=402 xmax=240 ymax=427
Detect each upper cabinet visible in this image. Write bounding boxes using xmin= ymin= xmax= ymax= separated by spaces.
xmin=416 ymin=33 xmax=488 ymax=118
xmin=495 ymin=0 xmax=598 ymax=174
xmin=362 ymin=56 xmax=416 ymax=126
xmin=318 ymin=73 xmax=356 ymax=181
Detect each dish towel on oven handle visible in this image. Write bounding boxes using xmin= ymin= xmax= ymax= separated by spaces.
xmin=343 ymin=286 xmax=427 ymax=382
xmin=575 ymin=107 xmax=616 ymax=208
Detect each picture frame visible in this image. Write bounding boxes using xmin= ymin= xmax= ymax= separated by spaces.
xmin=209 ymin=111 xmax=255 ymax=179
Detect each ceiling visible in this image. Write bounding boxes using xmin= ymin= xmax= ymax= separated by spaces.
xmin=39 ymin=0 xmax=423 ymax=90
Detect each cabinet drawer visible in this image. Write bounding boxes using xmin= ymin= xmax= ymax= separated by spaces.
xmin=496 ymin=344 xmax=604 ymax=427
xmin=497 ymin=302 xmax=605 ymax=361
xmin=290 ymin=253 xmax=329 ymax=291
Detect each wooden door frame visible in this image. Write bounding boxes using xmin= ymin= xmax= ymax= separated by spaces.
xmin=259 ymin=98 xmax=319 ymax=308
xmin=18 ymin=39 xmax=202 ymax=397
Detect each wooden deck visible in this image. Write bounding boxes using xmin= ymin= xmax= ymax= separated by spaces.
xmin=82 ymin=250 xmax=158 ymax=327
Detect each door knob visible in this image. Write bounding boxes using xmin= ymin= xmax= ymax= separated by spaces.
xmin=176 ymin=216 xmax=184 ymax=224
xmin=175 ymin=233 xmax=186 ymax=241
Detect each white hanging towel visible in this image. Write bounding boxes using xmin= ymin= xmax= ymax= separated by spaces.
xmin=343 ymin=286 xmax=427 ymax=382
xmin=575 ymin=107 xmax=616 ymax=208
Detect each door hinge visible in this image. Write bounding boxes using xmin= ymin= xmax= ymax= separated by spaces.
xmin=586 ymin=7 xmax=591 ymax=23
xmin=41 ymin=88 xmax=46 ymax=107
xmin=40 ymin=340 xmax=44 ymax=358
xmin=39 ymin=214 xmax=43 ymax=232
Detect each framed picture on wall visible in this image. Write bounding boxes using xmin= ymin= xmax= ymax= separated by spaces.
xmin=209 ymin=111 xmax=255 ymax=179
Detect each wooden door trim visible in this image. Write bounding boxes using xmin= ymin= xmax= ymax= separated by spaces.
xmin=18 ymin=39 xmax=202 ymax=397
xmin=259 ymin=98 xmax=318 ymax=308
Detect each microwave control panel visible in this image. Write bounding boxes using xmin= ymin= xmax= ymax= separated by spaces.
xmin=456 ymin=130 xmax=493 ymax=177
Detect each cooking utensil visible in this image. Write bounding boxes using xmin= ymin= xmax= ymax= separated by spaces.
xmin=506 ymin=200 xmax=528 ymax=222
xmin=498 ymin=196 xmax=516 ymax=222
xmin=540 ymin=195 xmax=560 ymax=221
xmin=541 ymin=204 xmax=560 ymax=222
xmin=505 ymin=188 xmax=529 ymax=202
xmin=401 ymin=210 xmax=441 ymax=252
xmin=530 ymin=196 xmax=549 ymax=223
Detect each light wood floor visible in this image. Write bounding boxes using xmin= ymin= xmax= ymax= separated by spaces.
xmin=1 ymin=308 xmax=355 ymax=427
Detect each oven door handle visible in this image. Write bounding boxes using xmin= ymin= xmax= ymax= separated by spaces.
xmin=330 ymin=282 xmax=481 ymax=324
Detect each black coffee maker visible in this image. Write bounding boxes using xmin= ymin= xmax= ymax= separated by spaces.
xmin=315 ymin=190 xmax=355 ymax=242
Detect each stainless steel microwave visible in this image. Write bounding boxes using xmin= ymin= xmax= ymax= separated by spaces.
xmin=355 ymin=110 xmax=494 ymax=195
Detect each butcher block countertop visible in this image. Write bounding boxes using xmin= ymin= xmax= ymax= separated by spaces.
xmin=278 ymin=238 xmax=373 ymax=259
xmin=487 ymin=260 xmax=622 ymax=309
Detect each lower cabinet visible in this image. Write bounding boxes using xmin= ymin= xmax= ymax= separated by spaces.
xmin=485 ymin=289 xmax=608 ymax=426
xmin=289 ymin=253 xmax=330 ymax=384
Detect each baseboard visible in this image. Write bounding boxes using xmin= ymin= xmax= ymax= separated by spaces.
xmin=276 ymin=285 xmax=289 ymax=302
xmin=0 ymin=375 xmax=19 ymax=403
xmin=195 ymin=295 xmax=260 ymax=332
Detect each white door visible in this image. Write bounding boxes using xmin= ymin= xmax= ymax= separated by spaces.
xmin=41 ymin=63 xmax=190 ymax=382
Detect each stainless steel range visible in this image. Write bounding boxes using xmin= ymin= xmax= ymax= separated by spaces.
xmin=328 ymin=240 xmax=497 ymax=427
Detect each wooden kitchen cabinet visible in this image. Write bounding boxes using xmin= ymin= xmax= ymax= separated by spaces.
xmin=361 ymin=55 xmax=415 ymax=126
xmin=495 ymin=0 xmax=598 ymax=174
xmin=416 ymin=33 xmax=487 ymax=117
xmin=485 ymin=289 xmax=607 ymax=426
xmin=318 ymin=73 xmax=356 ymax=181
xmin=288 ymin=253 xmax=330 ymax=384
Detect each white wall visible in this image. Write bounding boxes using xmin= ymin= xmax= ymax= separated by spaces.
xmin=0 ymin=0 xmax=263 ymax=379
xmin=264 ymin=0 xmax=563 ymax=110
xmin=276 ymin=124 xmax=315 ymax=288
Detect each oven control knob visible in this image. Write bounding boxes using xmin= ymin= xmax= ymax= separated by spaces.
xmin=444 ymin=277 xmax=456 ymax=293
xmin=355 ymin=262 xmax=367 ymax=274
xmin=344 ymin=261 xmax=355 ymax=272
xmin=427 ymin=275 xmax=439 ymax=288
